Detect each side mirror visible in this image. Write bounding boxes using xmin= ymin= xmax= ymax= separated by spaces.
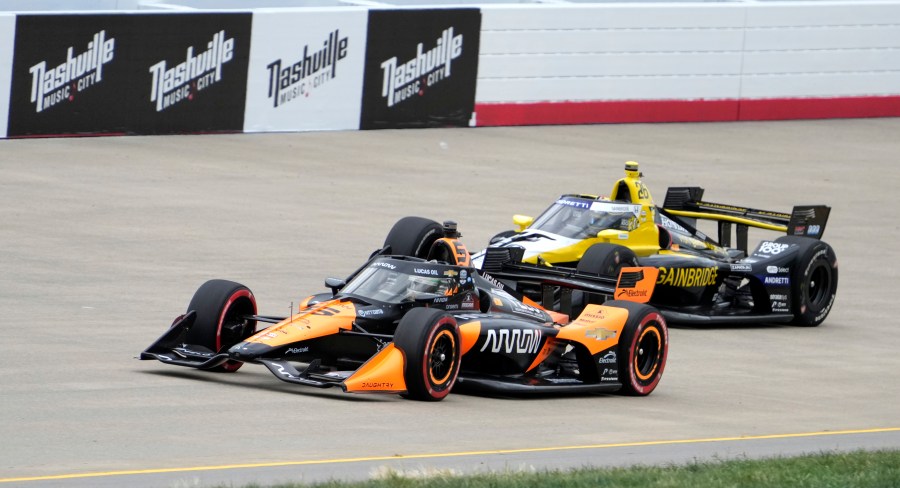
xmin=512 ymin=214 xmax=534 ymax=232
xmin=324 ymin=277 xmax=346 ymax=296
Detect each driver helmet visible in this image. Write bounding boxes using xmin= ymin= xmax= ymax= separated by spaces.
xmin=407 ymin=276 xmax=451 ymax=299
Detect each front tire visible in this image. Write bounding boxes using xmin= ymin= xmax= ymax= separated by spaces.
xmin=577 ymin=243 xmax=639 ymax=277
xmin=185 ymin=279 xmax=258 ymax=372
xmin=383 ymin=216 xmax=442 ymax=259
xmin=607 ymin=300 xmax=668 ymax=396
xmin=393 ymin=308 xmax=461 ymax=401
xmin=775 ymin=236 xmax=838 ymax=327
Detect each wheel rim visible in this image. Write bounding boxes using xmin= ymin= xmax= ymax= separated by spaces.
xmin=634 ymin=325 xmax=662 ymax=381
xmin=428 ymin=329 xmax=456 ymax=385
xmin=807 ymin=262 xmax=832 ymax=310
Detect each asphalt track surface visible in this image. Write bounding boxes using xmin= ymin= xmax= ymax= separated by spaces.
xmin=2 ymin=119 xmax=899 ymax=487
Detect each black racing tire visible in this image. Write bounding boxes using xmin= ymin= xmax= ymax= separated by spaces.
xmin=489 ymin=230 xmax=516 ymax=245
xmin=607 ymin=300 xmax=668 ymax=396
xmin=393 ymin=308 xmax=461 ymax=401
xmin=577 ymin=243 xmax=639 ymax=277
xmin=775 ymin=236 xmax=838 ymax=327
xmin=383 ymin=216 xmax=442 ymax=259
xmin=185 ymin=279 xmax=258 ymax=372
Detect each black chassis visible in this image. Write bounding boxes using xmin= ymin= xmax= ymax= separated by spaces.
xmin=478 ymin=187 xmax=835 ymax=326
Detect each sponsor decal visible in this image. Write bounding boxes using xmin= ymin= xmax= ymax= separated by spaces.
xmin=11 ymin=13 xmax=250 ymax=137
xmin=479 ymin=328 xmax=542 ymax=354
xmin=808 ymin=224 xmax=821 ymax=236
xmin=764 ymin=276 xmax=790 ymax=285
xmin=28 ymin=30 xmax=115 ymax=114
xmin=413 ymin=268 xmax=439 ymax=276
xmin=590 ymin=201 xmax=641 ymax=216
xmin=795 ymin=207 xmax=817 ymax=219
xmin=731 ymin=264 xmax=752 ymax=272
xmin=580 ymin=311 xmax=606 ymax=322
xmin=587 ymin=328 xmax=617 ymax=341
xmin=756 ymin=241 xmax=790 ymax=255
xmin=597 ymin=350 xmax=617 ymax=363
xmin=556 ymin=198 xmax=591 ymax=209
xmin=481 ymin=272 xmax=506 ymax=291
xmin=265 ymin=29 xmax=348 ymax=108
xmin=361 ymin=382 xmax=393 ymax=388
xmin=767 ymin=266 xmax=778 ymax=274
xmin=433 ymin=297 xmax=448 ymax=303
xmin=659 ymin=215 xmax=690 ymax=234
xmin=272 ymin=363 xmax=296 ymax=378
xmin=149 ymin=30 xmax=235 ymax=112
xmin=360 ymin=9 xmax=480 ymax=129
xmin=285 ymin=347 xmax=309 ymax=354
xmin=769 ymin=294 xmax=788 ymax=300
xmin=374 ymin=262 xmax=397 ymax=270
xmin=617 ymin=288 xmax=648 ymax=299
xmin=657 ymin=266 xmax=718 ymax=287
xmin=358 ymin=308 xmax=384 ymax=317
xmin=379 ymin=27 xmax=462 ymax=108
xmin=544 ymin=378 xmax=581 ymax=384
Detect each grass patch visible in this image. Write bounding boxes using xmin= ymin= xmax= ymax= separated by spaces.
xmin=232 ymin=449 xmax=900 ymax=488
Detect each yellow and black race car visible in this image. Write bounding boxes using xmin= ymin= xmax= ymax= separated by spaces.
xmin=463 ymin=162 xmax=837 ymax=327
xmin=141 ymin=222 xmax=668 ymax=400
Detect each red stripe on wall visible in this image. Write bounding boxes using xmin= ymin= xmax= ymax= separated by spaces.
xmin=474 ymin=99 xmax=739 ymax=126
xmin=738 ymin=96 xmax=900 ymax=121
xmin=474 ymin=96 xmax=900 ymax=127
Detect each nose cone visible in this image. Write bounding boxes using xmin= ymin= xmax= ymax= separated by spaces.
xmin=228 ymin=341 xmax=273 ymax=360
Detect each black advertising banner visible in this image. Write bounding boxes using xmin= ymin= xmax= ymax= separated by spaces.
xmin=360 ymin=9 xmax=480 ymax=130
xmin=7 ymin=13 xmax=251 ymax=137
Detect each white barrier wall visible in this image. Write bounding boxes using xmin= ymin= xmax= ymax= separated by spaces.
xmin=741 ymin=2 xmax=900 ymax=99
xmin=477 ymin=4 xmax=747 ymax=103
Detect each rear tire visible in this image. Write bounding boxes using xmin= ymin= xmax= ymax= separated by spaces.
xmin=775 ymin=236 xmax=838 ymax=327
xmin=393 ymin=308 xmax=461 ymax=401
xmin=383 ymin=217 xmax=442 ymax=259
xmin=185 ymin=279 xmax=258 ymax=372
xmin=577 ymin=243 xmax=639 ymax=277
xmin=607 ymin=300 xmax=668 ymax=396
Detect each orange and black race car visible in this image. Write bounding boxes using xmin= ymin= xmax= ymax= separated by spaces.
xmin=141 ymin=222 xmax=668 ymax=401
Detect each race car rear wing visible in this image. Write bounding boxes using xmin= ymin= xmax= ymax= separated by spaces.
xmin=662 ymin=186 xmax=830 ymax=252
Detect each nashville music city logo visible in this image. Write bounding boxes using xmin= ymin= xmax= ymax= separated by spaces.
xmin=266 ymin=29 xmax=349 ymax=108
xmin=148 ymin=30 xmax=234 ymax=112
xmin=28 ymin=30 xmax=116 ymax=114
xmin=379 ymin=27 xmax=463 ymax=108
